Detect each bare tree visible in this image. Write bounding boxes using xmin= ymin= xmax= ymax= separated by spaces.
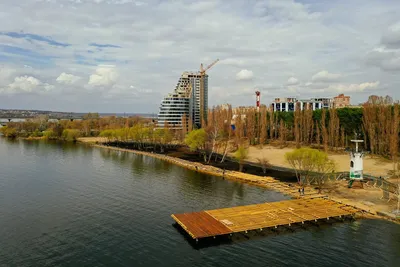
xmin=220 ymin=105 xmax=233 ymax=163
xmin=390 ymin=104 xmax=400 ymax=213
xmin=340 ymin=127 xmax=345 ymax=148
xmin=257 ymin=157 xmax=270 ymax=174
xmin=315 ymin=120 xmax=321 ymax=149
xmin=181 ymin=113 xmax=188 ymax=142
xmin=278 ymin=119 xmax=287 ymax=148
xmin=294 ymin=105 xmax=301 ymax=148
xmin=268 ymin=110 xmax=274 ymax=140
xmin=303 ymin=109 xmax=313 ymax=145
xmin=328 ymin=109 xmax=340 ymax=150
xmin=321 ymin=109 xmax=329 ymax=152
xmin=259 ymin=107 xmax=267 ymax=146
xmin=207 ymin=115 xmax=219 ymax=163
xmin=246 ymin=109 xmax=257 ymax=145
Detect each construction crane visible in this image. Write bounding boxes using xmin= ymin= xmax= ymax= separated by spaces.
xmin=199 ymin=59 xmax=219 ymax=75
xmin=199 ymin=59 xmax=219 ymax=127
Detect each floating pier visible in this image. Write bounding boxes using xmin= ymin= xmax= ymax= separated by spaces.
xmin=172 ymin=198 xmax=359 ymax=240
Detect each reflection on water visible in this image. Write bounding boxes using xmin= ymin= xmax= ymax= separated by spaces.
xmin=0 ymin=138 xmax=399 ymax=267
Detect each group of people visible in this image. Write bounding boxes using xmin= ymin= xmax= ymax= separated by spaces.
xmin=298 ymin=187 xmax=305 ymax=196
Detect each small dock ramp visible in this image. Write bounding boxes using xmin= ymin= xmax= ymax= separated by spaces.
xmin=172 ymin=198 xmax=358 ymax=240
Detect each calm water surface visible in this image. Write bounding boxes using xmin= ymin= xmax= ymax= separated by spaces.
xmin=0 ymin=139 xmax=399 ymax=267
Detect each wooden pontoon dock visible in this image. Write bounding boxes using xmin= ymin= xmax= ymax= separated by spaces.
xmin=172 ymin=198 xmax=359 ymax=240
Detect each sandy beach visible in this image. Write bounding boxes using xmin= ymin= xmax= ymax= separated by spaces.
xmin=244 ymin=145 xmax=395 ymax=178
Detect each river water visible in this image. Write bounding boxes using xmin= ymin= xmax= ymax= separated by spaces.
xmin=0 ymin=138 xmax=399 ymax=267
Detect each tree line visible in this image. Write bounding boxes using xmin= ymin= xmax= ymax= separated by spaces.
xmin=0 ymin=114 xmax=153 ymax=141
xmin=203 ymin=102 xmax=399 ymax=159
xmin=2 ymin=100 xmax=400 ymax=164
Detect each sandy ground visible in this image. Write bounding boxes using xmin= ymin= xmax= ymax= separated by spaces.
xmin=78 ymin=137 xmax=107 ymax=143
xmin=320 ymin=180 xmax=398 ymax=214
xmin=245 ymin=145 xmax=395 ymax=177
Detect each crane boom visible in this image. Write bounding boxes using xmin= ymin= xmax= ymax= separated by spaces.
xmin=200 ymin=59 xmax=219 ymax=75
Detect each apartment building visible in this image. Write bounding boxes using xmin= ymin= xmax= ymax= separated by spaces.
xmin=333 ymin=94 xmax=351 ymax=108
xmin=272 ymin=94 xmax=349 ymax=112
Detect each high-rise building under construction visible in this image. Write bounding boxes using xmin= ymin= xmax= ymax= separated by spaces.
xmin=157 ymin=60 xmax=218 ymax=130
xmin=157 ymin=72 xmax=208 ymax=130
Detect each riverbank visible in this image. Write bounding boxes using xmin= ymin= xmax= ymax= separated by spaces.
xmin=78 ymin=137 xmax=399 ymax=223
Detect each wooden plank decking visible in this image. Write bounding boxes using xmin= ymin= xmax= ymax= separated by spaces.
xmin=172 ymin=198 xmax=359 ymax=240
xmin=172 ymin=211 xmax=231 ymax=239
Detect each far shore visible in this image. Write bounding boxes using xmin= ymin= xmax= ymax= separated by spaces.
xmin=78 ymin=137 xmax=399 ymax=224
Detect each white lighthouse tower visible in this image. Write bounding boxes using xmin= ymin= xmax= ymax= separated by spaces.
xmin=349 ymin=138 xmax=365 ymax=187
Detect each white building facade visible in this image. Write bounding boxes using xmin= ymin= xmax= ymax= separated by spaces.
xmin=272 ymin=97 xmax=333 ymax=112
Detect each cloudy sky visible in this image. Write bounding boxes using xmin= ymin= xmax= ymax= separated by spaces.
xmin=0 ymin=0 xmax=399 ymax=113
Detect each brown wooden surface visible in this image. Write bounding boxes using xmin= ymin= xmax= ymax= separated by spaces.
xmin=172 ymin=197 xmax=358 ymax=239
xmin=172 ymin=211 xmax=232 ymax=239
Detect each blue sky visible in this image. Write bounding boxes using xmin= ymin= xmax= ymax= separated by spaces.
xmin=0 ymin=32 xmax=70 ymax=47
xmin=0 ymin=0 xmax=399 ymax=113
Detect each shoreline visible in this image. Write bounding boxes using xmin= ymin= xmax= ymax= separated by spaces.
xmin=85 ymin=141 xmax=399 ymax=224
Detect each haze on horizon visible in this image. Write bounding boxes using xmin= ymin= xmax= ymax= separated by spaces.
xmin=0 ymin=0 xmax=399 ymax=113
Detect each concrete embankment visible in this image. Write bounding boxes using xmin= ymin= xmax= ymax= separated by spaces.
xmin=93 ymin=144 xmax=315 ymax=198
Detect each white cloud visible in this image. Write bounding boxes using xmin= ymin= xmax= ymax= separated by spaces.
xmin=88 ymin=65 xmax=119 ymax=87
xmin=236 ymin=69 xmax=254 ymax=81
xmin=44 ymin=84 xmax=55 ymax=91
xmin=317 ymin=81 xmax=380 ymax=93
xmin=0 ymin=0 xmax=400 ymax=111
xmin=56 ymin=72 xmax=81 ymax=84
xmin=367 ymin=22 xmax=400 ymax=72
xmin=311 ymin=70 xmax=341 ymax=83
xmin=287 ymin=77 xmax=299 ymax=85
xmin=0 ymin=67 xmax=16 ymax=81
xmin=0 ymin=75 xmax=54 ymax=94
xmin=9 ymin=76 xmax=41 ymax=92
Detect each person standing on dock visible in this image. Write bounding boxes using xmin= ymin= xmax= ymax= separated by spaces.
xmin=298 ymin=188 xmax=301 ymax=195
xmin=302 ymin=187 xmax=305 ymax=196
